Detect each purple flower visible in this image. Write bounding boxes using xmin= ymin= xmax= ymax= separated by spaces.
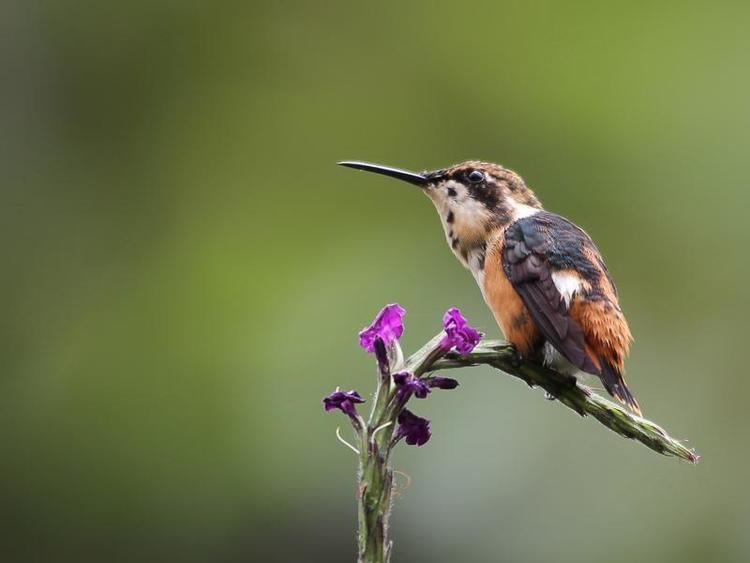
xmin=359 ymin=304 xmax=406 ymax=353
xmin=323 ymin=388 xmax=365 ymax=418
xmin=440 ymin=307 xmax=481 ymax=355
xmin=428 ymin=376 xmax=459 ymax=390
xmin=393 ymin=371 xmax=431 ymax=399
xmin=395 ymin=409 xmax=431 ymax=446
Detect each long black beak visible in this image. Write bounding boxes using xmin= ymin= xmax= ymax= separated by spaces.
xmin=337 ymin=160 xmax=428 ymax=187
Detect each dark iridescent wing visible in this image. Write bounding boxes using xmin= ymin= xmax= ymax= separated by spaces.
xmin=502 ymin=212 xmax=600 ymax=374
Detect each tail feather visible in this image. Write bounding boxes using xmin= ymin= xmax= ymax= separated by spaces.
xmin=600 ymin=362 xmax=641 ymax=416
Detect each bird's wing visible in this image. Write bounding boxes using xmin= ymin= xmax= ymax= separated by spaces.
xmin=502 ymin=211 xmax=638 ymax=412
xmin=502 ymin=211 xmax=612 ymax=375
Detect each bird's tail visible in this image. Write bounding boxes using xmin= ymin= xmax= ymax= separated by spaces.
xmin=600 ymin=362 xmax=642 ymax=416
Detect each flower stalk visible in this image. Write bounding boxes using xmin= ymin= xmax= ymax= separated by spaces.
xmin=357 ymin=379 xmax=396 ymax=562
xmin=324 ymin=305 xmax=477 ymax=562
xmin=354 ymin=334 xmax=462 ymax=562
xmin=324 ymin=304 xmax=697 ymax=563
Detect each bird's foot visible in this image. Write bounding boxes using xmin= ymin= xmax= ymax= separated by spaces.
xmin=509 ymin=347 xmax=524 ymax=369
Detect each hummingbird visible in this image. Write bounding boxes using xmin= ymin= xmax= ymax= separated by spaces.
xmin=338 ymin=160 xmax=641 ymax=415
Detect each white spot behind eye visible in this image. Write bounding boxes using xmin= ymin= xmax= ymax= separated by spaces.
xmin=509 ymin=201 xmax=539 ymax=220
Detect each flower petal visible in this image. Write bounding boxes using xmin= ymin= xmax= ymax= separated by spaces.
xmin=441 ymin=307 xmax=481 ymax=355
xmin=393 ymin=372 xmax=431 ymax=399
xmin=322 ymin=388 xmax=365 ymax=418
xmin=428 ymin=376 xmax=460 ymax=390
xmin=396 ymin=409 xmax=431 ymax=446
xmin=359 ymin=304 xmax=406 ymax=353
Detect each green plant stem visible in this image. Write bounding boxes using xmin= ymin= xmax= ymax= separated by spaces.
xmin=428 ymin=339 xmax=699 ymax=463
xmin=357 ymin=368 xmax=398 ymax=561
xmin=357 ymin=422 xmax=394 ymax=563
xmin=356 ymin=335 xmax=451 ymax=563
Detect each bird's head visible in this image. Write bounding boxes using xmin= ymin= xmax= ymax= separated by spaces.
xmin=338 ymin=160 xmax=542 ymax=265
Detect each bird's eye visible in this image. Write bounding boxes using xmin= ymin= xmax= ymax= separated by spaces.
xmin=467 ymin=170 xmax=484 ymax=183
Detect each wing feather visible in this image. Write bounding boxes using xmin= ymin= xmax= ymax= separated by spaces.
xmin=503 ymin=213 xmax=600 ymax=374
xmin=502 ymin=211 xmax=639 ymax=412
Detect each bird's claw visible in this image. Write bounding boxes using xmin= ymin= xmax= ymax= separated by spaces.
xmin=509 ymin=347 xmax=524 ymax=369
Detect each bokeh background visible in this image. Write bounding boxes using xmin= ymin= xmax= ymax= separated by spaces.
xmin=3 ymin=1 xmax=749 ymax=562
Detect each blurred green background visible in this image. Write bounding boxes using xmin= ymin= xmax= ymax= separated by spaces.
xmin=2 ymin=1 xmax=749 ymax=562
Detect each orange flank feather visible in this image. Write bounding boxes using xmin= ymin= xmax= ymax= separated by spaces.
xmin=569 ymin=295 xmax=639 ymax=415
xmin=569 ymin=298 xmax=631 ymax=372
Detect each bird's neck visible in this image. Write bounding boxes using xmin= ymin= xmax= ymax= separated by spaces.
xmin=438 ymin=199 xmax=542 ymax=270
